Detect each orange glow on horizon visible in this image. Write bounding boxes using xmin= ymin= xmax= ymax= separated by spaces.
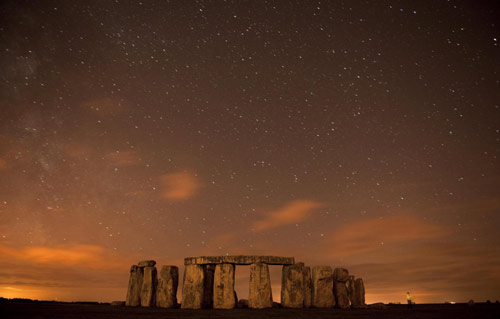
xmin=0 ymin=243 xmax=129 ymax=270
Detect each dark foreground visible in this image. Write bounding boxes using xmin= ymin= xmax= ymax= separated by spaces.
xmin=2 ymin=301 xmax=500 ymax=319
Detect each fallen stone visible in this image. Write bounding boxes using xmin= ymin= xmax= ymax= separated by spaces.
xmin=354 ymin=278 xmax=366 ymax=307
xmin=156 ymin=265 xmax=178 ymax=308
xmin=273 ymin=302 xmax=282 ymax=308
xmin=140 ymin=266 xmax=157 ymax=307
xmin=237 ymin=299 xmax=249 ymax=308
xmin=311 ymin=266 xmax=334 ymax=308
xmin=334 ymin=281 xmax=350 ymax=309
xmin=125 ymin=265 xmax=143 ymax=307
xmin=213 ymin=263 xmax=236 ymax=309
xmin=368 ymin=302 xmax=387 ymax=309
xmin=111 ymin=301 xmax=125 ymax=306
xmin=304 ymin=266 xmax=312 ymax=308
xmin=333 ymin=267 xmax=349 ymax=282
xmin=181 ymin=264 xmax=205 ymax=309
xmin=138 ymin=260 xmax=156 ymax=267
xmin=281 ymin=262 xmax=306 ymax=308
xmin=185 ymin=255 xmax=294 ymax=265
xmin=249 ymin=263 xmax=273 ymax=309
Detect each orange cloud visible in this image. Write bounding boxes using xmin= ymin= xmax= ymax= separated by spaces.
xmin=252 ymin=200 xmax=324 ymax=231
xmin=327 ymin=215 xmax=447 ymax=257
xmin=0 ymin=243 xmax=127 ymax=270
xmin=104 ymin=150 xmax=142 ymax=167
xmin=63 ymin=143 xmax=93 ymax=159
xmin=159 ymin=171 xmax=201 ymax=201
xmin=1 ymin=144 xmax=32 ymax=167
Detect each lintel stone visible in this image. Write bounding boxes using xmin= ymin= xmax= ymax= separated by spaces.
xmin=185 ymin=255 xmax=294 ymax=265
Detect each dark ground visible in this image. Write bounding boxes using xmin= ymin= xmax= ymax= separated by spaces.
xmin=2 ymin=301 xmax=500 ymax=319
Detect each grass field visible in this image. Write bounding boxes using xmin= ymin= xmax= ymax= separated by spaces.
xmin=2 ymin=301 xmax=499 ymax=319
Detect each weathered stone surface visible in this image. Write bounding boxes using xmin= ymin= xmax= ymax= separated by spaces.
xmin=213 ymin=263 xmax=236 ymax=309
xmin=354 ymin=278 xmax=366 ymax=307
xmin=125 ymin=265 xmax=143 ymax=307
xmin=140 ymin=266 xmax=157 ymax=307
xmin=304 ymin=266 xmax=312 ymax=308
xmin=346 ymin=276 xmax=356 ymax=306
xmin=334 ymin=281 xmax=350 ymax=309
xmin=333 ymin=267 xmax=349 ymax=282
xmin=156 ymin=265 xmax=178 ymax=308
xmin=203 ymin=264 xmax=215 ymax=308
xmin=181 ymin=264 xmax=205 ymax=309
xmin=249 ymin=263 xmax=273 ymax=309
xmin=185 ymin=255 xmax=294 ymax=265
xmin=311 ymin=266 xmax=334 ymax=308
xmin=281 ymin=262 xmax=306 ymax=308
xmin=138 ymin=260 xmax=156 ymax=267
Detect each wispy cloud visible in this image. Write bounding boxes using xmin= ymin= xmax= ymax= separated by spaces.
xmin=63 ymin=143 xmax=93 ymax=159
xmin=104 ymin=150 xmax=142 ymax=167
xmin=159 ymin=171 xmax=201 ymax=201
xmin=252 ymin=200 xmax=324 ymax=231
xmin=326 ymin=215 xmax=447 ymax=257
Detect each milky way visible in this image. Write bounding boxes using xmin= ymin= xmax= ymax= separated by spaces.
xmin=0 ymin=0 xmax=499 ymax=303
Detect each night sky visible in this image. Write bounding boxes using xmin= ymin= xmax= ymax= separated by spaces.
xmin=1 ymin=0 xmax=499 ymax=304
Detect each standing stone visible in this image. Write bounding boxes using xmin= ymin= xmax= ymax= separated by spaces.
xmin=281 ymin=262 xmax=306 ymax=308
xmin=141 ymin=266 xmax=157 ymax=307
xmin=125 ymin=265 xmax=144 ymax=306
xmin=333 ymin=268 xmax=349 ymax=309
xmin=203 ymin=264 xmax=216 ymax=308
xmin=304 ymin=266 xmax=312 ymax=308
xmin=181 ymin=264 xmax=205 ymax=309
xmin=334 ymin=281 xmax=350 ymax=309
xmin=333 ymin=268 xmax=349 ymax=282
xmin=354 ymin=278 xmax=366 ymax=307
xmin=156 ymin=266 xmax=178 ymax=308
xmin=311 ymin=266 xmax=334 ymax=308
xmin=249 ymin=263 xmax=273 ymax=308
xmin=213 ymin=263 xmax=236 ymax=309
xmin=346 ymin=276 xmax=357 ymax=307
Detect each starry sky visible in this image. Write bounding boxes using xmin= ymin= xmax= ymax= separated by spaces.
xmin=1 ymin=0 xmax=499 ymax=304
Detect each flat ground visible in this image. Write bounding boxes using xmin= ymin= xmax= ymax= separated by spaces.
xmin=2 ymin=301 xmax=499 ymax=319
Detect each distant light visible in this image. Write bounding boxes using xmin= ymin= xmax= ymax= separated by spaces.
xmin=451 ymin=301 xmax=456 ymax=304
